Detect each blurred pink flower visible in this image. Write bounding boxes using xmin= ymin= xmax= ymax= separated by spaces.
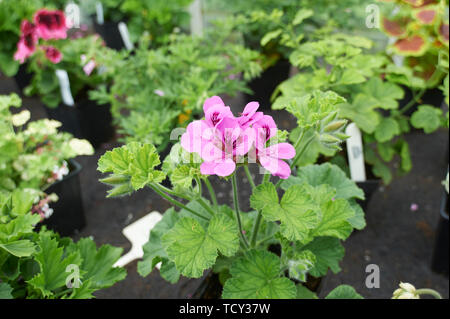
xmin=43 ymin=46 xmax=62 ymax=63
xmin=34 ymin=9 xmax=67 ymax=40
xmin=14 ymin=20 xmax=38 ymax=63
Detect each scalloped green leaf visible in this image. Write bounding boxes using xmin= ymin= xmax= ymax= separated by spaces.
xmin=250 ymin=183 xmax=319 ymax=242
xmin=162 ymin=214 xmax=239 ymax=278
xmin=222 ymin=250 xmax=296 ymax=299
xmin=325 ymin=284 xmax=363 ymax=299
xmin=411 ymin=105 xmax=443 ymax=133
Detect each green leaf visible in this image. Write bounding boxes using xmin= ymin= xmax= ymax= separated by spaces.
xmin=70 ymin=238 xmax=126 ymax=290
xmin=296 ymin=285 xmax=318 ymax=299
xmin=0 ymin=282 xmax=13 ymax=299
xmin=336 ymin=69 xmax=366 ymax=85
xmin=300 ymin=237 xmax=345 ymax=277
xmin=359 ymin=77 xmax=404 ymax=110
xmin=250 ymin=183 xmax=319 ymax=242
xmin=261 ymin=29 xmax=282 ymax=47
xmin=283 ymin=163 xmax=364 ymax=200
xmin=162 ymin=214 xmax=239 ymax=278
xmin=292 ymin=9 xmax=314 ymax=25
xmin=27 ymin=234 xmax=82 ymax=298
xmin=339 ymin=94 xmax=380 ymax=134
xmin=98 ymin=142 xmax=166 ymax=196
xmin=347 ymin=200 xmax=366 ymax=230
xmin=129 ymin=143 xmax=166 ymax=189
xmin=374 ymin=118 xmax=400 ymax=143
xmin=222 ymin=250 xmax=296 ymax=299
xmin=0 ymin=240 xmax=36 ymax=257
xmin=308 ymin=198 xmax=354 ymax=240
xmin=325 ymin=285 xmax=363 ymax=299
xmin=411 ymin=105 xmax=443 ymax=134
xmin=138 ymin=208 xmax=180 ymax=278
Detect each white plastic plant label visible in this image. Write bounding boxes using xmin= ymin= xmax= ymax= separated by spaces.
xmin=95 ymin=1 xmax=104 ymax=25
xmin=55 ymin=69 xmax=75 ymax=107
xmin=114 ymin=211 xmax=163 ymax=268
xmin=65 ymin=2 xmax=80 ymax=29
xmin=188 ymin=0 xmax=204 ymax=36
xmin=118 ymin=22 xmax=134 ymax=51
xmin=345 ymin=123 xmax=366 ymax=182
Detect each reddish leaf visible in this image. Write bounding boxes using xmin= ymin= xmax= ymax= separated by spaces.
xmin=382 ymin=17 xmax=408 ymax=37
xmin=414 ymin=8 xmax=437 ymax=24
xmin=438 ymin=23 xmax=449 ymax=45
xmin=393 ymin=35 xmax=428 ymax=56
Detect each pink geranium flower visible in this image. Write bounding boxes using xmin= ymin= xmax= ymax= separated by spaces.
xmin=14 ymin=20 xmax=38 ymax=63
xmin=42 ymin=46 xmax=62 ymax=64
xmin=180 ymin=96 xmax=296 ymax=179
xmin=200 ymin=117 xmax=254 ymax=176
xmin=34 ymin=9 xmax=67 ymax=40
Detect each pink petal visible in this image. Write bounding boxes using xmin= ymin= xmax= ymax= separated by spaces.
xmin=264 ymin=143 xmax=296 ymax=160
xmin=242 ymin=101 xmax=259 ymax=117
xmin=180 ymin=120 xmax=209 ymax=154
xmin=234 ymin=127 xmax=255 ymax=156
xmin=200 ymin=162 xmax=216 ymax=175
xmin=205 ymin=104 xmax=233 ymax=127
xmin=259 ymin=156 xmax=291 ymax=179
xmin=203 ymin=96 xmax=225 ymax=113
xmin=213 ymin=159 xmax=236 ymax=177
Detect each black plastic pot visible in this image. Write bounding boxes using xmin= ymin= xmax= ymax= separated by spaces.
xmin=13 ymin=63 xmax=32 ymax=93
xmin=356 ymin=179 xmax=381 ymax=212
xmin=398 ymin=86 xmax=445 ymax=116
xmin=45 ymin=99 xmax=115 ymax=149
xmin=244 ymin=58 xmax=291 ymax=110
xmin=93 ymin=21 xmax=125 ymax=51
xmin=431 ymin=192 xmax=449 ymax=276
xmin=42 ymin=159 xmax=85 ymax=236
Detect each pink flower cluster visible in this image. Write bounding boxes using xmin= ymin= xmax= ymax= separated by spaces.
xmin=181 ymin=96 xmax=296 ymax=179
xmin=14 ymin=9 xmax=67 ymax=64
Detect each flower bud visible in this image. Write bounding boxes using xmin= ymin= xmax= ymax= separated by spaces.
xmin=106 ymin=183 xmax=134 ymax=198
xmin=100 ymin=175 xmax=130 ymax=185
xmin=320 ymin=133 xmax=341 ymax=144
xmin=324 ymin=120 xmax=347 ymax=133
xmin=392 ymin=282 xmax=419 ymax=299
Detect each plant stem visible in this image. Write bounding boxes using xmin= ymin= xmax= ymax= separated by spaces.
xmin=275 ymin=133 xmax=315 ymax=189
xmin=195 ymin=177 xmax=202 ymax=196
xmin=232 ymin=173 xmax=250 ymax=249
xmin=415 ymin=288 xmax=442 ymax=299
xmin=156 ymin=183 xmax=190 ymax=200
xmin=150 ymin=184 xmax=209 ymax=221
xmin=399 ymin=89 xmax=426 ymax=115
xmin=196 ymin=197 xmax=216 ymax=216
xmin=244 ymin=165 xmax=256 ymax=189
xmin=204 ymin=178 xmax=218 ymax=208
xmin=250 ymin=210 xmax=263 ymax=247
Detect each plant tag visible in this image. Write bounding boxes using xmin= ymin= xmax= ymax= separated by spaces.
xmin=345 ymin=123 xmax=366 ymax=182
xmin=95 ymin=1 xmax=104 ymax=25
xmin=114 ymin=211 xmax=163 ymax=268
xmin=188 ymin=0 xmax=203 ymax=36
xmin=55 ymin=69 xmax=75 ymax=107
xmin=65 ymin=2 xmax=80 ymax=28
xmin=118 ymin=22 xmax=134 ymax=51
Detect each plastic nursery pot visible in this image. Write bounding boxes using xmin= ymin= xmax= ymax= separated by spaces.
xmin=45 ymin=99 xmax=115 ymax=149
xmin=355 ymin=179 xmax=381 ymax=212
xmin=13 ymin=63 xmax=33 ymax=93
xmin=244 ymin=58 xmax=291 ymax=110
xmin=41 ymin=159 xmax=86 ymax=237
xmin=431 ymin=191 xmax=449 ymax=276
xmin=93 ymin=21 xmax=125 ymax=51
xmin=398 ymin=86 xmax=445 ymax=116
